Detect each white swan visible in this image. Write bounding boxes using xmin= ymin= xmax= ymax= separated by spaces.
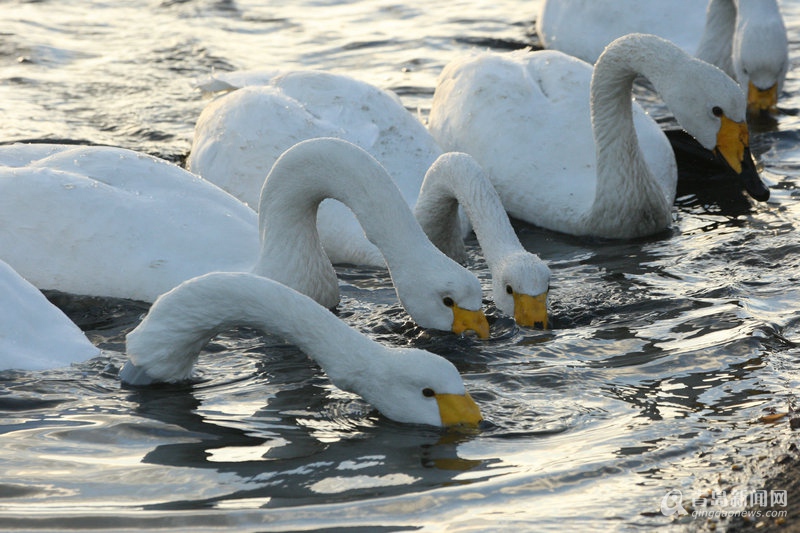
xmin=188 ymin=69 xmax=444 ymax=267
xmin=0 ymin=139 xmax=488 ymax=337
xmin=0 ymin=259 xmax=99 ymax=371
xmin=414 ymin=152 xmax=550 ymax=327
xmin=536 ymin=0 xmax=789 ymax=114
xmin=428 ymin=33 xmax=767 ymax=239
xmin=119 ymin=272 xmax=484 ymax=428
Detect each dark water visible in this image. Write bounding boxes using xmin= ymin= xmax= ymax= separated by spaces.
xmin=1 ymin=0 xmax=800 ymax=531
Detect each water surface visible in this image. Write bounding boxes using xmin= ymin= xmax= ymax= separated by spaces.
xmin=1 ymin=0 xmax=799 ymax=531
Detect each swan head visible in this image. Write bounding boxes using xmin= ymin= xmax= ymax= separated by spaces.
xmin=390 ymin=255 xmax=489 ymax=339
xmin=352 ymin=347 xmax=484 ymax=428
xmin=492 ymin=252 xmax=551 ymax=328
xmin=732 ymin=5 xmax=789 ymax=115
xmin=660 ymin=56 xmax=768 ymax=201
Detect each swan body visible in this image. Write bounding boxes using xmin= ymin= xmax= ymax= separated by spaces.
xmin=120 ymin=272 xmax=483 ymax=428
xmin=429 ymin=34 xmax=765 ymax=239
xmin=537 ymin=0 xmax=789 ymax=113
xmin=188 ymin=70 xmax=444 ymax=266
xmin=0 ymin=144 xmax=259 ymax=302
xmin=0 ymin=139 xmax=488 ymax=337
xmin=0 ymin=259 xmax=99 ymax=371
xmin=414 ymin=152 xmax=550 ymax=327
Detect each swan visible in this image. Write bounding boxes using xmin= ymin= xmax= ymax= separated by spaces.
xmin=0 ymin=259 xmax=99 ymax=371
xmin=0 ymin=139 xmax=488 ymax=338
xmin=119 ymin=272 xmax=484 ymax=428
xmin=414 ymin=152 xmax=550 ymax=327
xmin=536 ymin=0 xmax=789 ymax=114
xmin=428 ymin=33 xmax=767 ymax=239
xmin=188 ymin=69 xmax=444 ymax=267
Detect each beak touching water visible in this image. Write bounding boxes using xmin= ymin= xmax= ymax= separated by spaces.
xmin=513 ymin=291 xmax=548 ymax=328
xmin=451 ymin=304 xmax=490 ymax=339
xmin=435 ymin=391 xmax=483 ymax=428
xmin=747 ymin=81 xmax=778 ymax=116
xmin=714 ymin=114 xmax=770 ymax=201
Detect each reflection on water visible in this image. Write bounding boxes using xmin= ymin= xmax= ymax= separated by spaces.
xmin=0 ymin=0 xmax=799 ymax=530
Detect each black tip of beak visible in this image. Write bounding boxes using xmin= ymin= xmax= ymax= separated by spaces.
xmin=739 ymin=147 xmax=770 ymax=202
xmin=478 ymin=419 xmax=495 ymax=430
xmin=667 ymin=129 xmax=770 ymax=202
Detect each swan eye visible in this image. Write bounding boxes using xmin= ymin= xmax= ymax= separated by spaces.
xmin=442 ymin=297 xmax=454 ymax=307
xmin=422 ymin=388 xmax=436 ymax=398
xmin=506 ymin=285 xmax=513 ymax=295
xmin=712 ymin=106 xmax=723 ymax=117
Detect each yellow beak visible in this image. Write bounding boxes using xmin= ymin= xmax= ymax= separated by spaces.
xmin=747 ymin=81 xmax=778 ymax=114
xmin=452 ymin=304 xmax=490 ymax=339
xmin=714 ymin=114 xmax=750 ymax=174
xmin=513 ymin=291 xmax=548 ymax=328
xmin=435 ymin=391 xmax=483 ymax=428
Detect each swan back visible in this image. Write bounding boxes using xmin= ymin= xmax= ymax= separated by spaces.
xmin=122 ymin=272 xmax=482 ymax=427
xmin=0 ymin=145 xmax=259 ymax=301
xmin=253 ymin=138 xmax=487 ymax=336
xmin=188 ymin=70 xmax=444 ymax=267
xmin=189 ymin=70 xmax=441 ymax=209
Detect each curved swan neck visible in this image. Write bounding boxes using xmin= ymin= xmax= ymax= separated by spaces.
xmin=415 ymin=153 xmax=524 ymax=268
xmin=696 ymin=0 xmax=737 ymax=76
xmin=414 ymin=174 xmax=465 ymax=263
xmin=124 ymin=273 xmax=377 ymax=386
xmin=588 ymin=34 xmax=679 ymax=236
xmin=256 ymin=137 xmax=442 ymax=275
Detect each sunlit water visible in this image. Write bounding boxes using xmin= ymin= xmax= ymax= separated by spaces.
xmin=1 ymin=0 xmax=799 ymax=531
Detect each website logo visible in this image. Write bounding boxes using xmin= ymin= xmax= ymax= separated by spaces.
xmin=661 ymin=489 xmax=689 ymax=517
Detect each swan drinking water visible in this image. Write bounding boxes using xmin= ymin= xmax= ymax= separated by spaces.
xmin=428 ymin=33 xmax=767 ymax=239
xmin=120 ymin=272 xmax=484 ymax=429
xmin=415 ymin=152 xmax=550 ymax=327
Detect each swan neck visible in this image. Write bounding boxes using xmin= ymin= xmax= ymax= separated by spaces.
xmin=590 ymin=39 xmax=653 ymax=193
xmin=588 ymin=35 xmax=678 ymax=236
xmin=414 ymin=179 xmax=465 ymax=262
xmin=696 ymin=0 xmax=736 ymax=76
xmin=125 ymin=273 xmax=377 ymax=386
xmin=253 ymin=139 xmax=439 ymax=308
xmin=253 ymin=184 xmax=340 ymax=308
xmin=416 ymin=155 xmax=523 ymax=267
xmin=258 ymin=138 xmax=439 ymax=271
